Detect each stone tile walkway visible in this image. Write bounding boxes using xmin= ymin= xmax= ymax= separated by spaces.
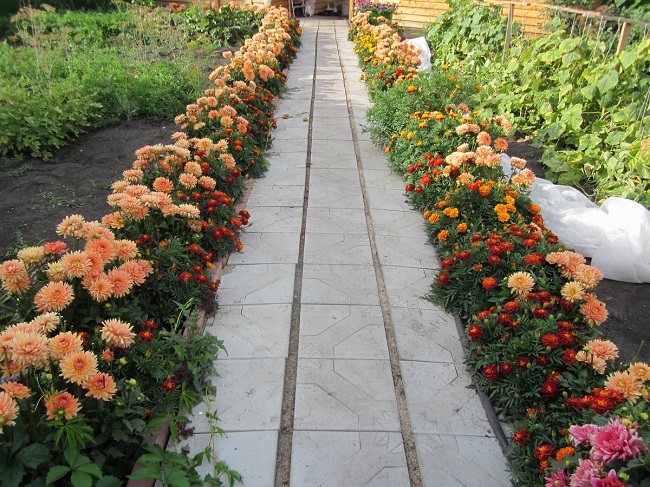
xmin=170 ymin=17 xmax=511 ymax=487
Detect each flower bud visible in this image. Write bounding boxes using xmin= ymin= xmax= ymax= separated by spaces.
xmin=128 ymin=378 xmax=138 ymax=386
xmin=119 ymin=357 xmax=127 ymax=365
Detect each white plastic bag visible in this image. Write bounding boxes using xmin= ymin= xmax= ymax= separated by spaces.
xmin=405 ymin=37 xmax=431 ymax=71
xmin=502 ymin=155 xmax=650 ymax=283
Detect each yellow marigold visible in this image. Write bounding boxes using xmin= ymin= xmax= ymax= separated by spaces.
xmin=437 ymin=230 xmax=449 ymax=242
xmin=457 ymin=222 xmax=468 ymax=233
xmin=443 ymin=207 xmax=459 ymax=219
xmin=428 ymin=213 xmax=440 ymax=224
xmin=101 ymin=319 xmax=135 ymax=349
xmin=496 ymin=211 xmax=510 ymax=223
xmin=59 ymin=351 xmax=98 ymax=385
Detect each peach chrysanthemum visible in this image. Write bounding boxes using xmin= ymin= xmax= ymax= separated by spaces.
xmin=179 ymin=173 xmax=198 ymax=189
xmin=509 ymin=157 xmax=527 ymax=170
xmin=220 ymin=153 xmax=236 ymax=168
xmin=11 ymin=331 xmax=48 ymax=368
xmin=198 ymin=176 xmax=217 ymax=190
xmin=184 ymin=161 xmax=203 ymax=177
xmin=628 ymin=362 xmax=650 ymax=382
xmin=17 ymin=246 xmax=45 ymax=266
xmin=111 ymin=180 xmax=130 ymax=192
xmin=574 ymin=264 xmax=603 ymax=290
xmin=561 ymin=281 xmax=584 ymax=302
xmin=84 ymin=372 xmax=117 ymax=401
xmin=580 ymin=294 xmax=608 ymax=326
xmin=102 ymin=212 xmax=125 ymax=229
xmin=587 ymin=338 xmax=618 ymax=361
xmin=476 ymin=131 xmax=491 ymax=146
xmin=0 ymin=382 xmax=31 ymax=400
xmin=48 ymin=332 xmax=83 ymax=361
xmin=119 ymin=260 xmax=152 ymax=286
xmin=605 ymin=371 xmax=643 ymax=403
xmin=153 ymin=177 xmax=174 ymax=194
xmin=85 ymin=274 xmax=113 ymax=302
xmin=575 ymin=351 xmax=607 ymax=374
xmin=56 ymin=214 xmax=85 ymax=237
xmin=195 ymin=138 xmax=214 ymax=152
xmin=43 ymin=241 xmax=68 ymax=255
xmin=59 ymin=351 xmax=98 ymax=385
xmin=113 ymin=240 xmax=138 ymax=261
xmin=0 ymin=391 xmax=19 ymax=431
xmin=34 ymin=282 xmax=74 ymax=313
xmin=507 ymin=271 xmax=535 ymax=295
xmin=101 ymin=319 xmax=135 ymax=349
xmin=85 ymin=238 xmax=117 ymax=263
xmin=107 ymin=268 xmax=133 ymax=298
xmin=494 ymin=138 xmax=508 ymax=152
xmin=45 ymin=261 xmax=67 ymax=282
xmin=30 ymin=313 xmax=60 ymax=333
xmin=0 ymin=259 xmax=28 ymax=285
xmin=122 ymin=169 xmax=143 ymax=182
xmin=177 ymin=204 xmax=201 ymax=219
xmin=60 ymin=251 xmax=93 ymax=279
xmin=45 ymin=391 xmax=80 ymax=420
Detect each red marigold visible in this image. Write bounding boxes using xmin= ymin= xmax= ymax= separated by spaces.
xmin=455 ymin=250 xmax=471 ymax=261
xmin=405 ymin=183 xmax=415 ymax=192
xmin=188 ymin=244 xmax=202 ymax=255
xmin=467 ymin=325 xmax=483 ymax=340
xmin=558 ymin=330 xmax=577 ymax=346
xmin=497 ymin=313 xmax=513 ymax=326
xmin=500 ymin=362 xmax=513 ymax=376
xmin=541 ymin=333 xmax=560 ymax=349
xmin=556 ymin=320 xmax=573 ymax=330
xmin=436 ymin=272 xmax=449 ymax=286
xmin=532 ymin=307 xmax=549 ymax=319
xmin=179 ymin=272 xmax=192 ymax=283
xmin=512 ymin=429 xmax=530 ymax=446
xmin=482 ymin=277 xmax=498 ymax=290
xmin=523 ymin=253 xmax=544 ymax=265
xmin=534 ymin=444 xmax=554 ymax=461
xmin=503 ymin=301 xmax=519 ymax=312
xmin=483 ymin=363 xmax=498 ymax=380
xmin=500 ymin=242 xmax=514 ymax=252
xmin=477 ymin=310 xmax=492 ymax=321
xmin=562 ymin=349 xmax=577 ymax=364
xmin=441 ymin=258 xmax=455 ymax=269
xmin=516 ymin=357 xmax=530 ymax=369
xmin=138 ymin=331 xmax=154 ymax=342
xmin=541 ymin=380 xmax=559 ymax=398
xmin=536 ymin=355 xmax=549 ymax=366
xmin=522 ymin=238 xmax=537 ymax=249
xmin=487 ymin=255 xmax=501 ymax=266
xmin=161 ymin=379 xmax=177 ymax=392
xmin=566 ymin=396 xmax=590 ymax=410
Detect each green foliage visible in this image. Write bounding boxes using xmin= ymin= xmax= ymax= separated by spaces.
xmin=173 ymin=3 xmax=263 ymax=48
xmin=425 ymin=0 xmax=516 ymax=67
xmin=481 ymin=23 xmax=650 ymax=204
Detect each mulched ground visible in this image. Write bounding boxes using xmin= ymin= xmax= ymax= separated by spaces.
xmin=0 ymin=123 xmax=648 ymax=364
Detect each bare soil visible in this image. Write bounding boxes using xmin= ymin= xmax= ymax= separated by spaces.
xmin=0 ymin=125 xmax=647 ymax=364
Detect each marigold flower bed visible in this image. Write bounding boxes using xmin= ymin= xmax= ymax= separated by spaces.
xmin=350 ymin=10 xmax=649 ymax=487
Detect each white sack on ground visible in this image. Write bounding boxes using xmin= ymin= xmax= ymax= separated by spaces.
xmin=405 ymin=37 xmax=431 ymax=71
xmin=502 ymin=155 xmax=650 ymax=283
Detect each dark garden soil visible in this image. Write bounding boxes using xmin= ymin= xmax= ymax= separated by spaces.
xmin=0 ymin=123 xmax=647 ymax=364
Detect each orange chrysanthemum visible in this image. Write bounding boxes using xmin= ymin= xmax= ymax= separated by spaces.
xmin=580 ymin=294 xmax=608 ymax=326
xmin=48 ymin=332 xmax=83 ymax=361
xmin=59 ymin=351 xmax=98 ymax=385
xmin=507 ymin=272 xmax=534 ymax=295
xmin=100 ymin=319 xmax=135 ymax=349
xmin=29 ymin=313 xmax=60 ymax=333
xmin=45 ymin=391 xmax=81 ymax=420
xmin=84 ymin=372 xmax=117 ymax=401
xmin=113 ymin=240 xmax=138 ymax=261
xmin=1 ymin=381 xmax=31 ymax=399
xmin=0 ymin=391 xmax=19 ymax=430
xmin=85 ymin=238 xmax=117 ymax=263
xmin=107 ymin=268 xmax=133 ymax=298
xmin=56 ymin=214 xmax=85 ymax=238
xmin=85 ymin=274 xmax=113 ymax=302
xmin=34 ymin=282 xmax=74 ymax=313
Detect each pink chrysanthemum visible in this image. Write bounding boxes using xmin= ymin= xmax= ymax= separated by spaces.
xmin=569 ymin=423 xmax=599 ymax=447
xmin=569 ymin=458 xmax=603 ymax=487
xmin=544 ymin=468 xmax=569 ymax=487
xmin=590 ymin=418 xmax=648 ymax=464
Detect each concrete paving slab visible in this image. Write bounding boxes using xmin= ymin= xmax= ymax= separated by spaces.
xmin=391 ymin=307 xmax=464 ymax=364
xmin=298 ymin=304 xmax=389 ymax=360
xmin=294 ymin=358 xmax=400 ymax=431
xmin=243 ymin=206 xmax=303 ymax=233
xmin=374 ymin=234 xmax=437 ymax=269
xmin=170 ymin=431 xmax=278 ymax=487
xmin=416 ymin=434 xmax=510 ymax=487
xmin=290 ymin=431 xmax=409 ymax=487
xmin=382 ymin=265 xmax=436 ymax=309
xmin=305 ymin=207 xmax=368 ymax=234
xmin=205 ymin=304 xmax=291 ymax=359
xmin=369 ymin=208 xmax=427 ymax=237
xmin=247 ymin=184 xmax=305 ymax=207
xmin=301 ymin=264 xmax=380 ymax=306
xmin=218 ymin=263 xmax=295 ymax=305
xmin=303 ymin=233 xmax=373 ymax=265
xmin=226 ymin=231 xmax=300 ymax=265
xmin=308 ymin=183 xmax=365 ymax=208
xmin=309 ymin=151 xmax=359 ymax=170
xmin=309 ymin=167 xmax=360 ymax=186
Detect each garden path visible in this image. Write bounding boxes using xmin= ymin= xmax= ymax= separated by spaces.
xmin=170 ymin=17 xmax=511 ymax=487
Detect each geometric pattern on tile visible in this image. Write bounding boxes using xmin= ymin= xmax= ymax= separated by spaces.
xmin=308 ymin=184 xmax=365 ymax=209
xmin=207 ymin=304 xmax=291 ymax=359
xmin=227 ymin=232 xmax=300 ymax=265
xmin=299 ymin=304 xmax=389 ymax=360
xmin=244 ymin=206 xmax=303 ymax=233
xmin=218 ymin=263 xmax=295 ymax=305
xmin=369 ymin=208 xmax=427 ymax=238
xmin=391 ymin=307 xmax=464 ymax=363
xmin=303 ymin=233 xmax=373 ymax=265
xmin=290 ymin=431 xmax=409 ymax=487
xmin=400 ymin=360 xmax=494 ymax=437
xmin=309 ymin=168 xmax=361 ymax=187
xmin=373 ymin=234 xmax=437 ymax=269
xmin=294 ymin=358 xmax=400 ymax=431
xmin=416 ymin=433 xmax=510 ymax=487
xmin=305 ymin=207 xmax=369 ymax=234
xmin=381 ymin=265 xmax=436 ymax=309
xmin=212 ymin=358 xmax=285 ymax=431
xmin=247 ymin=184 xmax=306 ymax=207
xmin=301 ymin=264 xmax=380 ymax=306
